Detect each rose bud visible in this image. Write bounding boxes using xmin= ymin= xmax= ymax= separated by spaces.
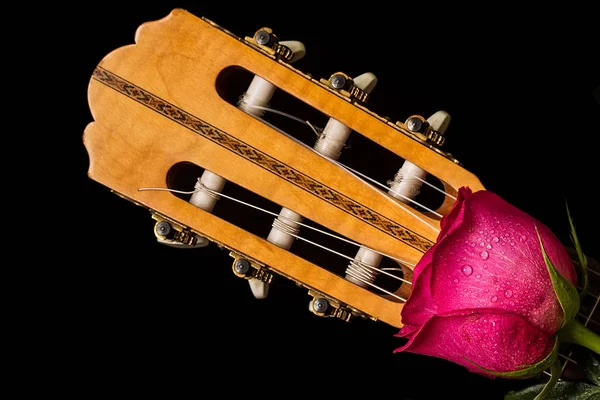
xmin=393 ymin=187 xmax=592 ymax=380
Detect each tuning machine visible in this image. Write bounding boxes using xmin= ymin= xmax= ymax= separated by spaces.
xmin=230 ymin=252 xmax=274 ymax=283
xmin=151 ymin=213 xmax=209 ymax=248
xmin=320 ymin=72 xmax=371 ymax=104
xmin=244 ymin=27 xmax=304 ymax=63
xmin=395 ymin=113 xmax=460 ymax=164
xmin=308 ymin=290 xmax=354 ymax=322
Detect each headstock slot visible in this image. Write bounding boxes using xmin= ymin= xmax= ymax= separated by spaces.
xmin=216 ymin=65 xmax=450 ymax=218
xmin=165 ymin=160 xmax=411 ymax=302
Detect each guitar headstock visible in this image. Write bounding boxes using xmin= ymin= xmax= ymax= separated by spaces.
xmin=83 ymin=8 xmax=485 ymax=329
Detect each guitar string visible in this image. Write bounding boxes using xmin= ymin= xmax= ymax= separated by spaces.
xmin=248 ymin=104 xmax=441 ymax=231
xmin=245 ymin=104 xmax=448 ymax=232
xmin=248 ymin=104 xmax=456 ymax=201
xmin=138 ymin=184 xmax=413 ymax=285
xmin=137 ymin=185 xmax=409 ymax=301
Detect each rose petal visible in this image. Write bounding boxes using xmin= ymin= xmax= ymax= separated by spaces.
xmin=396 ymin=262 xmax=435 ymax=338
xmin=395 ymin=232 xmax=444 ymax=337
xmin=428 ymin=190 xmax=577 ymax=334
xmin=394 ymin=309 xmax=555 ymax=377
xmin=439 ymin=186 xmax=472 ymax=240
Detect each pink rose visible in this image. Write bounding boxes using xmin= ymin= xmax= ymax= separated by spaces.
xmin=394 ymin=187 xmax=578 ymax=377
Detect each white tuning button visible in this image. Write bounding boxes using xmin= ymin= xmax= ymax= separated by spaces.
xmin=242 ymin=40 xmax=306 ymax=299
xmin=353 ymin=72 xmax=378 ymax=94
xmin=388 ymin=110 xmax=451 ymax=203
xmin=281 ymin=40 xmax=306 ymax=63
xmin=314 ymin=72 xmax=378 ymax=159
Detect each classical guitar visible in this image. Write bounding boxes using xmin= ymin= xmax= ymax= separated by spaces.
xmin=83 ymin=8 xmax=598 ymax=385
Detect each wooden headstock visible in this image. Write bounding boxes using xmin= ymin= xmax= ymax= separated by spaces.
xmin=83 ymin=8 xmax=485 ymax=328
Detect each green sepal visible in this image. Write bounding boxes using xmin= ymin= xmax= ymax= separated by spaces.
xmin=504 ymin=382 xmax=600 ymax=400
xmin=566 ymin=202 xmax=589 ymax=297
xmin=464 ymin=339 xmax=559 ymax=379
xmin=533 ymin=358 xmax=561 ymax=400
xmin=535 ymin=225 xmax=580 ymax=327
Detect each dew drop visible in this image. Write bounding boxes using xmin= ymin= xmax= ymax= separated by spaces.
xmin=462 ymin=265 xmax=473 ymax=276
xmin=486 ymin=244 xmax=492 ymax=249
xmin=479 ymin=241 xmax=485 ymax=247
xmin=492 ymin=236 xmax=499 ymax=243
xmin=470 ymin=242 xmax=476 ymax=247
xmin=504 ymin=289 xmax=512 ymax=297
xmin=476 ymin=274 xmax=481 ymax=278
xmin=519 ymin=235 xmax=527 ymax=243
xmin=480 ymin=251 xmax=489 ymax=260
xmin=453 ymin=278 xmax=459 ymax=284
xmin=491 ymin=296 xmax=498 ymax=303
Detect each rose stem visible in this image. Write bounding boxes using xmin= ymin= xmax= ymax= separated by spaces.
xmin=558 ymin=319 xmax=600 ymax=355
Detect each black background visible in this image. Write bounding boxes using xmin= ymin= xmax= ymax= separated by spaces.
xmin=64 ymin=3 xmax=598 ymax=399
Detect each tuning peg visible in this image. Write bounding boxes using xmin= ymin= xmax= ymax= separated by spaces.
xmin=249 ymin=278 xmax=269 ymax=299
xmin=353 ymin=72 xmax=378 ymax=94
xmin=427 ymin=110 xmax=451 ymax=134
xmin=280 ymin=40 xmax=306 ymax=63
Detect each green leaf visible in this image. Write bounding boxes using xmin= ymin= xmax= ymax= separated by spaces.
xmin=535 ymin=225 xmax=580 ymax=327
xmin=581 ymin=351 xmax=600 ymax=386
xmin=566 ymin=202 xmax=589 ymax=297
xmin=464 ymin=339 xmax=559 ymax=378
xmin=504 ymin=382 xmax=600 ymax=400
xmin=533 ymin=359 xmax=561 ymax=400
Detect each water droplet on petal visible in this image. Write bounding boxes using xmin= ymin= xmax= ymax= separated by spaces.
xmin=462 ymin=265 xmax=473 ymax=276
xmin=453 ymin=278 xmax=459 ymax=284
xmin=476 ymin=274 xmax=481 ymax=278
xmin=479 ymin=241 xmax=485 ymax=247
xmin=505 ymin=289 xmax=513 ymax=298
xmin=480 ymin=251 xmax=489 ymax=260
xmin=470 ymin=242 xmax=476 ymax=247
xmin=520 ymin=235 xmax=527 ymax=243
xmin=486 ymin=244 xmax=492 ymax=249
xmin=492 ymin=236 xmax=499 ymax=243
xmin=491 ymin=296 xmax=498 ymax=303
